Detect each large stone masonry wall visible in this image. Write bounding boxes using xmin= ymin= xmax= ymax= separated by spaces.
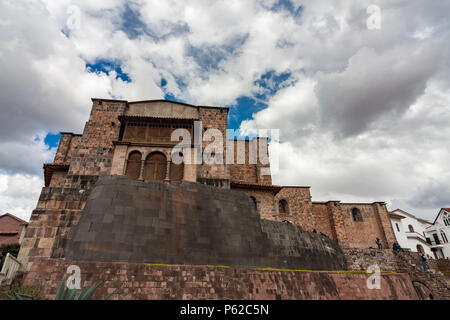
xmin=311 ymin=202 xmax=395 ymax=249
xmin=430 ymin=259 xmax=450 ymax=276
xmin=53 ymin=133 xmax=82 ymax=165
xmin=339 ymin=203 xmax=395 ymax=249
xmin=17 ymin=187 xmax=90 ymax=270
xmin=196 ymin=107 xmax=229 ymax=181
xmin=22 ymin=259 xmax=420 ymax=300
xmin=63 ymin=175 xmax=346 ymax=271
xmin=312 ymin=203 xmax=338 ymax=241
xmin=343 ymin=248 xmax=450 ymax=300
xmin=228 ymin=139 xmax=272 ymax=185
xmin=260 ymin=220 xmax=347 ymax=270
xmin=275 ymin=187 xmax=314 ymax=231
xmin=233 ymin=188 xmax=276 ymax=220
xmin=65 ymin=100 xmax=126 ymax=179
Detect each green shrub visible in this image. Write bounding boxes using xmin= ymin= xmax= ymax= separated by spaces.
xmin=5 ymin=278 xmax=118 ymax=300
xmin=55 ymin=278 xmax=118 ymax=300
xmin=0 ymin=243 xmax=21 ymax=258
xmin=1 ymin=283 xmax=48 ymax=300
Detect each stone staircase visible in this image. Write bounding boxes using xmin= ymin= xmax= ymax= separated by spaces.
xmin=394 ymin=251 xmax=450 ymax=299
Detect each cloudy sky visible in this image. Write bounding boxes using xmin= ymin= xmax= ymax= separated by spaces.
xmin=0 ymin=0 xmax=449 ymax=221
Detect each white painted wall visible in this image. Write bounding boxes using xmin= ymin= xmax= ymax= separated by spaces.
xmin=389 ymin=209 xmax=434 ymax=258
xmin=424 ymin=209 xmax=450 ymax=259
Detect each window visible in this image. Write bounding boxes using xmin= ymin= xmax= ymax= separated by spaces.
xmin=125 ymin=151 xmax=142 ymax=180
xmin=441 ymin=231 xmax=449 ymax=243
xmin=416 ymin=244 xmax=424 ymax=254
xmin=408 ymin=224 xmax=414 ymax=233
xmin=432 ymin=233 xmax=440 ymax=245
xmin=395 ymin=223 xmax=400 ymax=232
xmin=444 ymin=218 xmax=450 ymax=226
xmin=351 ymin=208 xmax=363 ymax=222
xmin=278 ymin=199 xmax=289 ymax=214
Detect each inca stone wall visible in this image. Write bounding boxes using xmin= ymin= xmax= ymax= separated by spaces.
xmin=17 ymin=186 xmax=89 ymax=269
xmin=260 ymin=220 xmax=347 ymax=270
xmin=63 ymin=175 xmax=347 ymax=271
xmin=343 ymin=248 xmax=450 ymax=299
xmin=22 ymin=259 xmax=421 ymax=300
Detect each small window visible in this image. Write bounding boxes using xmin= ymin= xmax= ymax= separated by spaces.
xmin=441 ymin=231 xmax=449 ymax=243
xmin=278 ymin=199 xmax=289 ymax=214
xmin=444 ymin=218 xmax=450 ymax=226
xmin=395 ymin=223 xmax=400 ymax=232
xmin=408 ymin=225 xmax=414 ymax=233
xmin=351 ymin=208 xmax=363 ymax=222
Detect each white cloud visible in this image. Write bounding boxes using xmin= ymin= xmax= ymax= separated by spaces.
xmin=0 ymin=174 xmax=43 ymax=221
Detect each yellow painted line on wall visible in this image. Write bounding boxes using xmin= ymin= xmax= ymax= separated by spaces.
xmin=113 ymin=261 xmax=230 ymax=268
xmin=112 ymin=261 xmax=396 ymax=274
xmin=251 ymin=267 xmax=397 ymax=274
xmin=143 ymin=263 xmax=231 ymax=269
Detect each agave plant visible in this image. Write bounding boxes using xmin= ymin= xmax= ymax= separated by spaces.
xmin=55 ymin=277 xmax=117 ymax=300
xmin=8 ymin=278 xmax=118 ymax=300
xmin=6 ymin=293 xmax=35 ymax=300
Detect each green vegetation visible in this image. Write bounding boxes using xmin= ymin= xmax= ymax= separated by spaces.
xmin=3 ymin=278 xmax=118 ymax=300
xmin=2 ymin=283 xmax=47 ymax=300
xmin=54 ymin=277 xmax=117 ymax=300
xmin=0 ymin=243 xmax=20 ymax=257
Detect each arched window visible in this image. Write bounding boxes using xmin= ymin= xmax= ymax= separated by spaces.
xmin=144 ymin=152 xmax=167 ymax=181
xmin=126 ymin=151 xmax=142 ymax=180
xmin=441 ymin=231 xmax=448 ymax=243
xmin=416 ymin=244 xmax=424 ymax=254
xmin=408 ymin=225 xmax=415 ymax=233
xmin=351 ymin=208 xmax=363 ymax=222
xmin=278 ymin=199 xmax=289 ymax=214
xmin=170 ymin=152 xmax=184 ymax=181
xmin=249 ymin=196 xmax=257 ymax=211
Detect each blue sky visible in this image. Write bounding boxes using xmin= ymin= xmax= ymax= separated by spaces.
xmin=44 ymin=65 xmax=293 ymax=148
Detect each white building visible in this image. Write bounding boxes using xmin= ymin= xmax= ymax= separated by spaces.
xmin=424 ymin=208 xmax=450 ymax=259
xmin=388 ymin=209 xmax=434 ymax=258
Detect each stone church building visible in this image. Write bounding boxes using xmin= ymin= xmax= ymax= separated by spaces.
xmin=18 ymin=99 xmax=395 ymax=269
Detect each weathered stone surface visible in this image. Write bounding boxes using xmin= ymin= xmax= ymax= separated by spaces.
xmin=64 ymin=175 xmax=346 ymax=271
xmin=343 ymin=248 xmax=450 ymax=299
xmin=23 ymin=259 xmax=421 ymax=300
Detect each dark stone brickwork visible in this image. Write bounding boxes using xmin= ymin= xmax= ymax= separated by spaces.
xmin=22 ymin=259 xmax=421 ymax=300
xmin=343 ymin=248 xmax=450 ymax=299
xmin=64 ymin=175 xmax=346 ymax=271
xmin=17 ymin=186 xmax=89 ymax=268
xmin=260 ymin=220 xmax=347 ymax=271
